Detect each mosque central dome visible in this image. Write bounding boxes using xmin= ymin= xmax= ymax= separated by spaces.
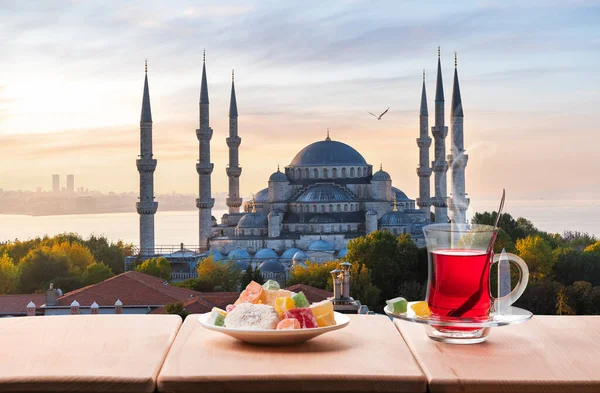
xmin=290 ymin=139 xmax=367 ymax=167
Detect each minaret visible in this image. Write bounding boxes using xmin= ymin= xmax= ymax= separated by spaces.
xmin=447 ymin=52 xmax=469 ymax=223
xmin=226 ymin=70 xmax=242 ymax=214
xmin=196 ymin=51 xmax=215 ymax=250
xmin=431 ymin=47 xmax=449 ymax=223
xmin=416 ymin=70 xmax=432 ymax=216
xmin=137 ymin=59 xmax=158 ymax=256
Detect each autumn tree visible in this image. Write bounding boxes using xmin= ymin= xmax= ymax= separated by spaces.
xmin=193 ymin=256 xmax=242 ymax=292
xmin=0 ymin=253 xmax=20 ymax=294
xmin=51 ymin=241 xmax=97 ymax=276
xmin=515 ymin=235 xmax=553 ymax=279
xmin=135 ymin=257 xmax=172 ymax=280
xmin=584 ymin=241 xmax=600 ymax=254
xmin=287 ymin=261 xmax=337 ymax=290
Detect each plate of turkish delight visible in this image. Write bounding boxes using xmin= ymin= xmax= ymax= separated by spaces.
xmin=199 ymin=280 xmax=350 ymax=345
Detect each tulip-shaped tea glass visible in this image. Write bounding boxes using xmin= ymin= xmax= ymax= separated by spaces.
xmin=422 ymin=223 xmax=529 ymax=343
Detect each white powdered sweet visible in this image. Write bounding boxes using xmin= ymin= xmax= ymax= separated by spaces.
xmin=225 ymin=303 xmax=280 ymax=330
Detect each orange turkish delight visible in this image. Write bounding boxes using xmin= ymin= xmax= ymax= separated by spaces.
xmin=276 ymin=318 xmax=301 ymax=330
xmin=235 ymin=281 xmax=264 ymax=305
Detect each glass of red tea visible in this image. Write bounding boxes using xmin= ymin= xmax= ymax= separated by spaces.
xmin=422 ymin=223 xmax=529 ymax=343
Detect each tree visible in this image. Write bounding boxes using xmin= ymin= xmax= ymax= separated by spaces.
xmin=84 ymin=235 xmax=130 ymax=274
xmin=555 ymin=287 xmax=575 ymax=315
xmin=81 ymin=262 xmax=114 ymax=286
xmin=135 ymin=257 xmax=172 ymax=280
xmin=563 ymin=281 xmax=593 ymax=315
xmin=19 ymin=248 xmax=70 ymax=293
xmin=552 ymin=248 xmax=600 ymax=287
xmin=349 ymin=263 xmax=381 ymax=311
xmin=346 ymin=231 xmax=420 ymax=304
xmin=0 ymin=238 xmax=42 ymax=263
xmin=513 ymin=279 xmax=562 ymax=315
xmin=51 ymin=241 xmax=97 ymax=276
xmin=195 ymin=256 xmax=242 ymax=291
xmin=515 ymin=235 xmax=553 ymax=278
xmin=51 ymin=276 xmax=83 ymax=293
xmin=494 ymin=228 xmax=516 ymax=254
xmin=0 ymin=253 xmax=20 ymax=294
xmin=240 ymin=264 xmax=264 ymax=288
xmin=560 ymin=231 xmax=598 ymax=251
xmin=584 ymin=241 xmax=600 ymax=254
xmin=164 ymin=302 xmax=189 ymax=320
xmin=287 ymin=261 xmax=337 ymax=290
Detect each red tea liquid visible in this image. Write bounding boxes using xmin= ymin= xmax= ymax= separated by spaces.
xmin=427 ymin=249 xmax=492 ymax=320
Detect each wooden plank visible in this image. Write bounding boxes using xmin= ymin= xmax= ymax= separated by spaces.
xmin=395 ymin=316 xmax=600 ymax=393
xmin=158 ymin=314 xmax=426 ymax=393
xmin=0 ymin=315 xmax=182 ymax=393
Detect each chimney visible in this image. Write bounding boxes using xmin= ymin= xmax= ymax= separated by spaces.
xmin=90 ymin=301 xmax=99 ymax=315
xmin=115 ymin=299 xmax=123 ymax=314
xmin=330 ymin=269 xmax=342 ymax=300
xmin=45 ymin=283 xmax=57 ymax=306
xmin=26 ymin=301 xmax=36 ymax=317
xmin=340 ymin=262 xmax=352 ymax=299
xmin=70 ymin=300 xmax=80 ymax=315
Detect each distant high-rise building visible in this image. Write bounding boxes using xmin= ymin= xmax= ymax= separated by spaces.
xmin=67 ymin=174 xmax=75 ymax=193
xmin=52 ymin=174 xmax=60 ymax=193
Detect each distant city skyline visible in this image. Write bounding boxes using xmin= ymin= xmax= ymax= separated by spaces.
xmin=1 ymin=0 xmax=599 ymax=201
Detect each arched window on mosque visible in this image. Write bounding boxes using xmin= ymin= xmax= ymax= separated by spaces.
xmin=332 ymin=168 xmax=337 ymax=178
xmin=344 ymin=204 xmax=348 ymax=212
xmin=321 ymin=205 xmax=325 ymax=213
xmin=323 ymin=168 xmax=328 ymax=178
xmin=305 ymin=168 xmax=309 ymax=178
xmin=329 ymin=204 xmax=333 ymax=212
xmin=342 ymin=168 xmax=347 ymax=177
xmin=310 ymin=225 xmax=314 ymax=232
xmin=336 ymin=204 xmax=341 ymax=212
xmin=297 ymin=168 xmax=302 ymax=179
xmin=350 ymin=167 xmax=355 ymax=177
xmin=313 ymin=168 xmax=318 ymax=178
xmin=357 ymin=167 xmax=362 ymax=177
xmin=313 ymin=205 xmax=317 ymax=213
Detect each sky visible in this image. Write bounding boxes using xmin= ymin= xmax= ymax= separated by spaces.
xmin=1 ymin=0 xmax=599 ymax=201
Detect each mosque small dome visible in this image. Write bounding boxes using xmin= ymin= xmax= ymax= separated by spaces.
xmin=365 ymin=209 xmax=378 ymax=216
xmin=337 ymin=248 xmax=348 ymax=258
xmin=254 ymin=248 xmax=279 ymax=260
xmin=297 ymin=185 xmax=355 ymax=203
xmin=254 ymin=188 xmax=268 ymax=202
xmin=281 ymin=248 xmax=300 ymax=259
xmin=290 ymin=140 xmax=367 ymax=167
xmin=392 ymin=187 xmax=410 ymax=201
xmin=380 ymin=211 xmax=409 ymax=226
xmin=208 ymin=250 xmax=224 ymax=261
xmin=259 ymin=260 xmax=285 ymax=273
xmin=292 ymin=250 xmax=309 ymax=261
xmin=308 ymin=239 xmax=334 ymax=251
xmin=269 ymin=170 xmax=289 ymax=182
xmin=372 ymin=169 xmax=391 ymax=181
xmin=237 ymin=213 xmax=267 ymax=228
xmin=233 ymin=260 xmax=250 ymax=270
xmin=227 ymin=248 xmax=251 ymax=260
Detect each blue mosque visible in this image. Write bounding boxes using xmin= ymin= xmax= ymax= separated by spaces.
xmin=134 ymin=48 xmax=469 ymax=281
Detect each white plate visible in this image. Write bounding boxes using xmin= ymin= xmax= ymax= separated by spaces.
xmin=198 ymin=311 xmax=350 ymax=345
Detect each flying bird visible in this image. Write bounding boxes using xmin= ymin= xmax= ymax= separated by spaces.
xmin=368 ymin=107 xmax=389 ymax=120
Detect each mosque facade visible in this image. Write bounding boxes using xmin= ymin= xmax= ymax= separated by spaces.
xmin=135 ymin=48 xmax=469 ymax=277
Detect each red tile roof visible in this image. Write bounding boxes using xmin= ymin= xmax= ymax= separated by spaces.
xmin=56 ymin=271 xmax=203 ymax=307
xmin=0 ymin=294 xmax=46 ymax=315
xmin=285 ymin=284 xmax=333 ymax=303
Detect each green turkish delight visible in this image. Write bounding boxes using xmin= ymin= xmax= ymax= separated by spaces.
xmin=208 ymin=307 xmax=227 ymax=327
xmin=386 ymin=297 xmax=408 ymax=314
xmin=262 ymin=279 xmax=280 ymax=291
xmin=292 ymin=291 xmax=310 ymax=308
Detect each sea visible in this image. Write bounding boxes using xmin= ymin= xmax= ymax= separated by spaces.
xmin=0 ymin=199 xmax=599 ymax=245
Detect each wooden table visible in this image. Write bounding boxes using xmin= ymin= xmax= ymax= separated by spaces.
xmin=158 ymin=314 xmax=426 ymax=393
xmin=395 ymin=316 xmax=600 ymax=393
xmin=0 ymin=315 xmax=182 ymax=393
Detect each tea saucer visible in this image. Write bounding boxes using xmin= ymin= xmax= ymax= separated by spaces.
xmin=385 ymin=301 xmax=533 ymax=328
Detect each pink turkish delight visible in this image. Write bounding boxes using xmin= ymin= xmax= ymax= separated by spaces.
xmin=283 ymin=308 xmax=318 ymax=329
xmin=226 ymin=304 xmax=236 ymax=313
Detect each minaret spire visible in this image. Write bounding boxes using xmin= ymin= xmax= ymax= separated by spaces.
xmin=416 ymin=68 xmax=432 ymax=215
xmin=326 ymin=128 xmax=331 ymax=141
xmin=447 ymin=51 xmax=469 ymax=223
xmin=432 ymin=47 xmax=449 ymax=223
xmin=137 ymin=59 xmax=158 ymax=255
xmin=196 ymin=51 xmax=215 ymax=250
xmin=226 ymin=67 xmax=242 ymax=214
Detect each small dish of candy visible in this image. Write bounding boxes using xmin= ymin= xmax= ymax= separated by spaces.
xmin=198 ymin=280 xmax=350 ymax=345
